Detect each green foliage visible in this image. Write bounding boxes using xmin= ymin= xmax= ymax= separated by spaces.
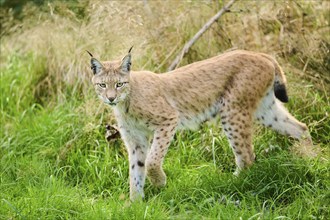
xmin=1 ymin=54 xmax=45 ymax=117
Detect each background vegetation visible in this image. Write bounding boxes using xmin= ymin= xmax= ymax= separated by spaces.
xmin=0 ymin=0 xmax=329 ymax=219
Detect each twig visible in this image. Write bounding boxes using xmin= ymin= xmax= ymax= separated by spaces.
xmin=302 ymin=57 xmax=310 ymax=73
xmin=168 ymin=0 xmax=237 ymax=71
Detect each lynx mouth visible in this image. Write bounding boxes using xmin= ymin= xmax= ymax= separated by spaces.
xmin=109 ymin=103 xmax=117 ymax=106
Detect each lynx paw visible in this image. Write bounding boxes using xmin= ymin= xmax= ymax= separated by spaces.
xmin=291 ymin=138 xmax=320 ymax=159
xmin=147 ymin=168 xmax=167 ymax=187
xmin=105 ymin=124 xmax=120 ymax=141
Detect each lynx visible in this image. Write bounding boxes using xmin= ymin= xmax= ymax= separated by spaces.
xmin=88 ymin=48 xmax=312 ymax=201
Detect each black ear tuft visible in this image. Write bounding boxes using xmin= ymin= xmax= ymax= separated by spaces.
xmin=128 ymin=46 xmax=133 ymax=54
xmin=86 ymin=50 xmax=94 ymax=57
xmin=86 ymin=50 xmax=99 ymax=74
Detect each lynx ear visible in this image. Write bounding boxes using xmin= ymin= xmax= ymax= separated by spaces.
xmin=91 ymin=58 xmax=104 ymax=75
xmin=87 ymin=51 xmax=103 ymax=75
xmin=120 ymin=46 xmax=133 ymax=73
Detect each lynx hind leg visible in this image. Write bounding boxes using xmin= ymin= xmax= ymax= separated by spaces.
xmin=255 ymin=91 xmax=312 ymax=143
xmin=220 ymin=105 xmax=256 ymax=173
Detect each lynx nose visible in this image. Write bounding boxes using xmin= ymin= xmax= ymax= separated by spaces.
xmin=108 ymin=97 xmax=115 ymax=103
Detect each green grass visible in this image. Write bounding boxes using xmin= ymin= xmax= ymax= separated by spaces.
xmin=1 ymin=1 xmax=329 ymax=219
xmin=1 ymin=54 xmax=329 ymax=219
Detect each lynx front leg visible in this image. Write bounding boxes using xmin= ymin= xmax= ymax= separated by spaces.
xmin=146 ymin=122 xmax=177 ymax=187
xmin=120 ymin=128 xmax=149 ymax=201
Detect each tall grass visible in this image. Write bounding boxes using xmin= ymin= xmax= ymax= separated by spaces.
xmin=0 ymin=0 xmax=329 ymax=219
xmin=1 ymin=1 xmax=329 ymax=95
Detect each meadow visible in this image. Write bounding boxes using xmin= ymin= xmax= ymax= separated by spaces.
xmin=0 ymin=1 xmax=329 ymax=219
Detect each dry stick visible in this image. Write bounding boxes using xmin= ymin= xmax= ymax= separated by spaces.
xmin=168 ymin=0 xmax=237 ymax=71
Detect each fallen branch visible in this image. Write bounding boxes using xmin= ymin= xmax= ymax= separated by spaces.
xmin=168 ymin=0 xmax=237 ymax=71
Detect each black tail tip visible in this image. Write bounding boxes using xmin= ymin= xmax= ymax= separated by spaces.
xmin=274 ymin=84 xmax=289 ymax=103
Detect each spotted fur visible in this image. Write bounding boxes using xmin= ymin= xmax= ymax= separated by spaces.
xmin=89 ymin=49 xmax=312 ymax=201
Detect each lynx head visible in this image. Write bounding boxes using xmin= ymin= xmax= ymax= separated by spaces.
xmin=88 ymin=47 xmax=133 ymax=106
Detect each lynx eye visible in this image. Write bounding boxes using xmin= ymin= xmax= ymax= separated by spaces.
xmin=97 ymin=83 xmax=107 ymax=88
xmin=116 ymin=82 xmax=124 ymax=88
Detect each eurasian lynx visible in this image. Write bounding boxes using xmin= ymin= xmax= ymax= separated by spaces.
xmin=88 ymin=48 xmax=312 ymax=201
